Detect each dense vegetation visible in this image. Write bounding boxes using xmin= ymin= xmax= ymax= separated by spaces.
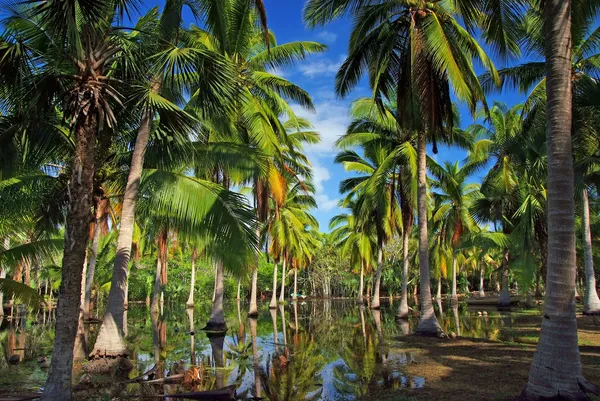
xmin=0 ymin=0 xmax=599 ymax=400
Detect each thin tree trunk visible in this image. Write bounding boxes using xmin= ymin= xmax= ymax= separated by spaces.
xmin=0 ymin=267 xmax=5 ymax=317
xmin=279 ymin=259 xmax=286 ymax=303
xmin=212 ymin=263 xmax=217 ymax=303
xmin=248 ymin=226 xmax=260 ymax=317
xmin=92 ymin=111 xmax=152 ymax=357
xmin=415 ymin=131 xmax=441 ymax=335
xmin=357 ymin=259 xmax=364 ymax=305
xmin=479 ymin=264 xmax=485 ymax=298
xmin=205 ymin=260 xmax=227 ymax=332
xmin=151 ymin=257 xmax=162 ymax=315
xmin=42 ymin=114 xmax=97 ymax=401
xmin=269 ymin=262 xmax=278 ymax=309
xmin=187 ymin=308 xmax=195 ymax=366
xmin=74 ymin=254 xmax=88 ymax=361
xmin=436 ymin=276 xmax=442 ymax=300
xmin=84 ymin=203 xmax=103 ymax=320
xmin=499 ymin=251 xmax=511 ymax=307
xmin=371 ymin=241 xmax=383 ymax=309
xmin=237 ymin=279 xmax=241 ymax=300
xmin=397 ymin=230 xmax=410 ymax=318
xmin=186 ymin=248 xmax=197 ymax=308
xmin=582 ymin=188 xmax=600 ymax=314
xmin=249 ymin=318 xmax=261 ymax=399
xmin=520 ymin=1 xmax=598 ymax=398
xmin=451 ymin=256 xmax=458 ymax=303
xmin=293 ymin=268 xmax=298 ymax=301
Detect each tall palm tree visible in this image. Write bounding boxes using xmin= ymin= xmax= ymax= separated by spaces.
xmin=330 ymin=199 xmax=376 ymax=304
xmin=305 ymin=0 xmax=499 ymax=334
xmin=429 ymin=160 xmax=481 ymax=302
xmin=520 ymin=1 xmax=599 ymax=399
xmin=0 ymin=2 xmax=139 ymax=397
xmin=335 ymin=146 xmax=402 ymax=309
xmin=92 ymin=1 xmax=238 ymax=357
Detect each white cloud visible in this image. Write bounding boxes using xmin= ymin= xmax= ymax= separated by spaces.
xmin=291 ymin=99 xmax=351 ymax=154
xmin=316 ymin=31 xmax=337 ymax=44
xmin=298 ymin=55 xmax=345 ymax=78
xmin=308 ymin=154 xmax=340 ymax=213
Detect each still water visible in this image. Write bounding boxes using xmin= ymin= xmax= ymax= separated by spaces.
xmin=0 ymin=299 xmax=543 ymax=400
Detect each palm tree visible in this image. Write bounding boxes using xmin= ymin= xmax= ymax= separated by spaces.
xmin=305 ymin=0 xmax=499 ymax=334
xmin=92 ymin=1 xmax=238 ymax=357
xmin=335 ymin=146 xmax=402 ymax=309
xmin=0 ymin=2 xmax=137 ymax=397
xmin=330 ymin=199 xmax=376 ymax=304
xmin=429 ymin=160 xmax=481 ymax=302
xmin=520 ymin=1 xmax=599 ymax=399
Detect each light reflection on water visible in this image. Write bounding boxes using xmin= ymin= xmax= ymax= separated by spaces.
xmin=0 ymin=299 xmax=543 ymax=400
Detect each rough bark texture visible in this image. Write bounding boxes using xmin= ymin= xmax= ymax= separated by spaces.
xmin=42 ymin=114 xmax=97 ymax=401
xmin=73 ymin=254 xmax=88 ymax=361
xmin=397 ymin=230 xmax=410 ymax=318
xmin=186 ymin=248 xmax=197 ymax=308
xmin=520 ymin=1 xmax=599 ymax=399
xmin=371 ymin=242 xmax=384 ymax=309
xmin=92 ymin=111 xmax=152 ymax=357
xmin=204 ymin=260 xmax=227 ymax=332
xmin=279 ymin=259 xmax=287 ymax=303
xmin=582 ymin=189 xmax=600 ymax=315
xmin=269 ymin=262 xmax=278 ymax=309
xmin=416 ymin=132 xmax=442 ymax=335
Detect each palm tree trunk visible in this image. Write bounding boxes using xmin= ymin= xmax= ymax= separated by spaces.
xmin=279 ymin=259 xmax=287 ymax=303
xmin=42 ymin=114 xmax=97 ymax=401
xmin=92 ymin=111 xmax=152 ymax=357
xmin=249 ymin=318 xmax=261 ymax=399
xmin=479 ymin=264 xmax=485 ymax=298
xmin=582 ymin=188 xmax=600 ymax=315
xmin=212 ymin=263 xmax=217 ymax=303
xmin=415 ymin=131 xmax=441 ymax=335
xmin=269 ymin=262 xmax=278 ymax=309
xmin=237 ymin=279 xmax=241 ymax=300
xmin=371 ymin=241 xmax=383 ymax=309
xmin=249 ymin=226 xmax=260 ymax=317
xmin=187 ymin=308 xmax=195 ymax=365
xmin=520 ymin=1 xmax=598 ymax=398
xmin=84 ymin=204 xmax=103 ymax=320
xmin=205 ymin=260 xmax=227 ymax=332
xmin=186 ymin=248 xmax=197 ymax=308
xmin=293 ymin=268 xmax=298 ymax=301
xmin=151 ymin=257 xmax=162 ymax=315
xmin=436 ymin=276 xmax=442 ymax=300
xmin=0 ymin=267 xmax=5 ymax=317
xmin=357 ymin=259 xmax=364 ymax=305
xmin=74 ymin=254 xmax=88 ymax=361
xmin=451 ymin=256 xmax=458 ymax=303
xmin=397 ymin=230 xmax=410 ymax=319
xmin=499 ymin=251 xmax=511 ymax=307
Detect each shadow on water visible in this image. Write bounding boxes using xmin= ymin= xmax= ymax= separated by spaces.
xmin=0 ymin=298 xmax=548 ymax=400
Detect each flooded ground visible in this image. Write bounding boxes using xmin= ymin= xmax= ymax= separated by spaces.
xmin=0 ymin=299 xmax=598 ymax=400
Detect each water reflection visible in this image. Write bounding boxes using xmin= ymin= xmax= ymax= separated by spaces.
xmin=0 ymin=300 xmax=545 ymax=400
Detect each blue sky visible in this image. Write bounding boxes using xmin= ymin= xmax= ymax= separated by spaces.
xmin=139 ymin=0 xmax=530 ymax=232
